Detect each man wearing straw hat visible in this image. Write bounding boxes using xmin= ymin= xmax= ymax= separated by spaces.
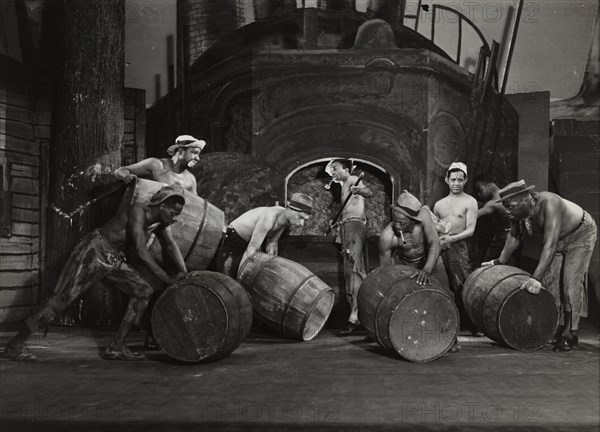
xmin=325 ymin=159 xmax=373 ymax=336
xmin=215 ymin=193 xmax=314 ymax=279
xmin=379 ymin=190 xmax=444 ymax=286
xmin=5 ymin=184 xmax=188 ymax=362
xmin=482 ymin=180 xmax=597 ymax=352
xmin=115 ymin=134 xmax=205 ymax=194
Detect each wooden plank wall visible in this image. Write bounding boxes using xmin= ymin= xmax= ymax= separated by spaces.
xmin=0 ymin=54 xmax=146 ymax=323
xmin=0 ymin=55 xmax=50 ymax=323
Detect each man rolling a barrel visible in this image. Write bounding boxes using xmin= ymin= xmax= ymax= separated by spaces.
xmin=326 ymin=159 xmax=373 ymax=336
xmin=482 ymin=180 xmax=597 ymax=351
xmin=5 ymin=184 xmax=188 ymax=361
xmin=378 ymin=190 xmax=443 ymax=286
xmin=214 ymin=193 xmax=314 ymax=279
xmin=114 ymin=134 xmax=205 ymax=194
xmin=114 ymin=134 xmax=204 ymax=349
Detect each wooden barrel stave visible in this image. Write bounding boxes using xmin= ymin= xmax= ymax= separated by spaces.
xmin=358 ymin=265 xmax=459 ymax=362
xmin=120 ymin=178 xmax=225 ymax=270
xmin=238 ymin=253 xmax=335 ymax=341
xmin=151 ymin=271 xmax=253 ymax=362
xmin=462 ymin=265 xmax=559 ymax=350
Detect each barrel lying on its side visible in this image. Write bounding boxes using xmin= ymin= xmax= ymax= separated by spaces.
xmin=237 ymin=252 xmax=335 ymax=341
xmin=462 ymin=265 xmax=559 ymax=350
xmin=358 ymin=265 xmax=459 ymax=362
xmin=151 ymin=271 xmax=253 ymax=362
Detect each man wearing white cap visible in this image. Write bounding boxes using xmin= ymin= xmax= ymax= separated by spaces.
xmin=482 ymin=180 xmax=597 ymax=352
xmin=215 ymin=193 xmax=314 ymax=279
xmin=5 ymin=185 xmax=187 ymax=361
xmin=379 ymin=190 xmax=443 ymax=286
xmin=115 ymin=134 xmax=206 ymax=194
xmin=115 ymin=135 xmax=204 ymax=349
xmin=433 ymin=162 xmax=478 ymax=301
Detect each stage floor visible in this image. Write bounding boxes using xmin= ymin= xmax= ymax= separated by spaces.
xmin=1 ymin=322 xmax=599 ymax=432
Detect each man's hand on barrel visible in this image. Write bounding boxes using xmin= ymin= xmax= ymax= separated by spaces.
xmin=521 ymin=277 xmax=542 ymax=294
xmin=410 ymin=270 xmax=431 ymax=286
xmin=172 ymin=272 xmax=188 ymax=282
xmin=124 ymin=173 xmax=137 ymax=184
xmin=481 ymin=259 xmax=504 ymax=267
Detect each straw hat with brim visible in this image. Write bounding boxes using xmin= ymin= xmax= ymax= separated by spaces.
xmin=495 ymin=180 xmax=535 ymax=203
xmin=167 ymin=135 xmax=207 ymax=155
xmin=390 ymin=190 xmax=422 ymax=222
xmin=287 ymin=192 xmax=314 ymax=214
xmin=149 ymin=184 xmax=186 ymax=206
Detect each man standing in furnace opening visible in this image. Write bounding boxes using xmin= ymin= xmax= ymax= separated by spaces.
xmin=326 ymin=159 xmax=373 ymax=336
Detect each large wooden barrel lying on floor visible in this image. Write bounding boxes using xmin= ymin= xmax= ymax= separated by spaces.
xmin=151 ymin=271 xmax=253 ymax=362
xmin=237 ymin=252 xmax=335 ymax=341
xmin=462 ymin=265 xmax=559 ymax=350
xmin=358 ymin=265 xmax=459 ymax=362
xmin=119 ymin=178 xmax=225 ymax=270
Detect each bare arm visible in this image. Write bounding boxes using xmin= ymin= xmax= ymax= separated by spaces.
xmin=114 ymin=158 xmax=162 ymax=183
xmin=531 ymin=200 xmax=561 ymax=281
xmin=483 ymin=222 xmax=521 ymax=266
xmin=350 ymin=178 xmax=373 ymax=198
xmin=191 ymin=175 xmax=198 ymax=195
xmin=128 ymin=206 xmax=171 ymax=283
xmin=156 ymin=226 xmax=187 ymax=274
xmin=452 ymin=198 xmax=478 ymax=242
xmin=420 ymin=208 xmax=441 ymax=276
xmin=240 ymin=215 xmax=275 ymax=265
xmin=265 ymin=226 xmax=285 ymax=257
xmin=378 ymin=226 xmax=395 ymax=267
xmin=478 ymin=201 xmax=499 ymax=218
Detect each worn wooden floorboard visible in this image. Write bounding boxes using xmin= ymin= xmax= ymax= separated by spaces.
xmin=0 ymin=323 xmax=598 ymax=432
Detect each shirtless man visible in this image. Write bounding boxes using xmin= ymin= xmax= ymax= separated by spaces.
xmin=433 ymin=162 xmax=478 ymax=296
xmin=326 ymin=159 xmax=373 ymax=336
xmin=5 ymin=184 xmax=187 ymax=361
xmin=114 ymin=134 xmax=205 ymax=194
xmin=214 ymin=193 xmax=314 ymax=279
xmin=472 ymin=174 xmax=512 ymax=265
xmin=379 ymin=190 xmax=442 ymax=286
xmin=482 ymin=180 xmax=597 ymax=352
xmin=115 ymin=135 xmax=203 ymax=348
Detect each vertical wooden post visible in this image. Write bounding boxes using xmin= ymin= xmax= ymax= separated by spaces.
xmin=47 ymin=0 xmax=126 ymax=325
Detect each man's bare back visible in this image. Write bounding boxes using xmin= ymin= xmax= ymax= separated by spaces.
xmin=526 ymin=192 xmax=584 ymax=237
xmin=99 ymin=204 xmax=164 ymax=251
xmin=229 ymin=206 xmax=286 ymax=243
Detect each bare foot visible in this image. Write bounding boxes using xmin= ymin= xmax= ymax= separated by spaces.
xmin=5 ymin=339 xmax=37 ymax=361
xmin=103 ymin=344 xmax=146 ymax=361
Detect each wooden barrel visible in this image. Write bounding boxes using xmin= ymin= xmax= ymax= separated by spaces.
xmin=119 ymin=178 xmax=225 ymax=270
xmin=237 ymin=252 xmax=335 ymax=341
xmin=462 ymin=265 xmax=559 ymax=350
xmin=358 ymin=265 xmax=459 ymax=362
xmin=151 ymin=271 xmax=253 ymax=362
